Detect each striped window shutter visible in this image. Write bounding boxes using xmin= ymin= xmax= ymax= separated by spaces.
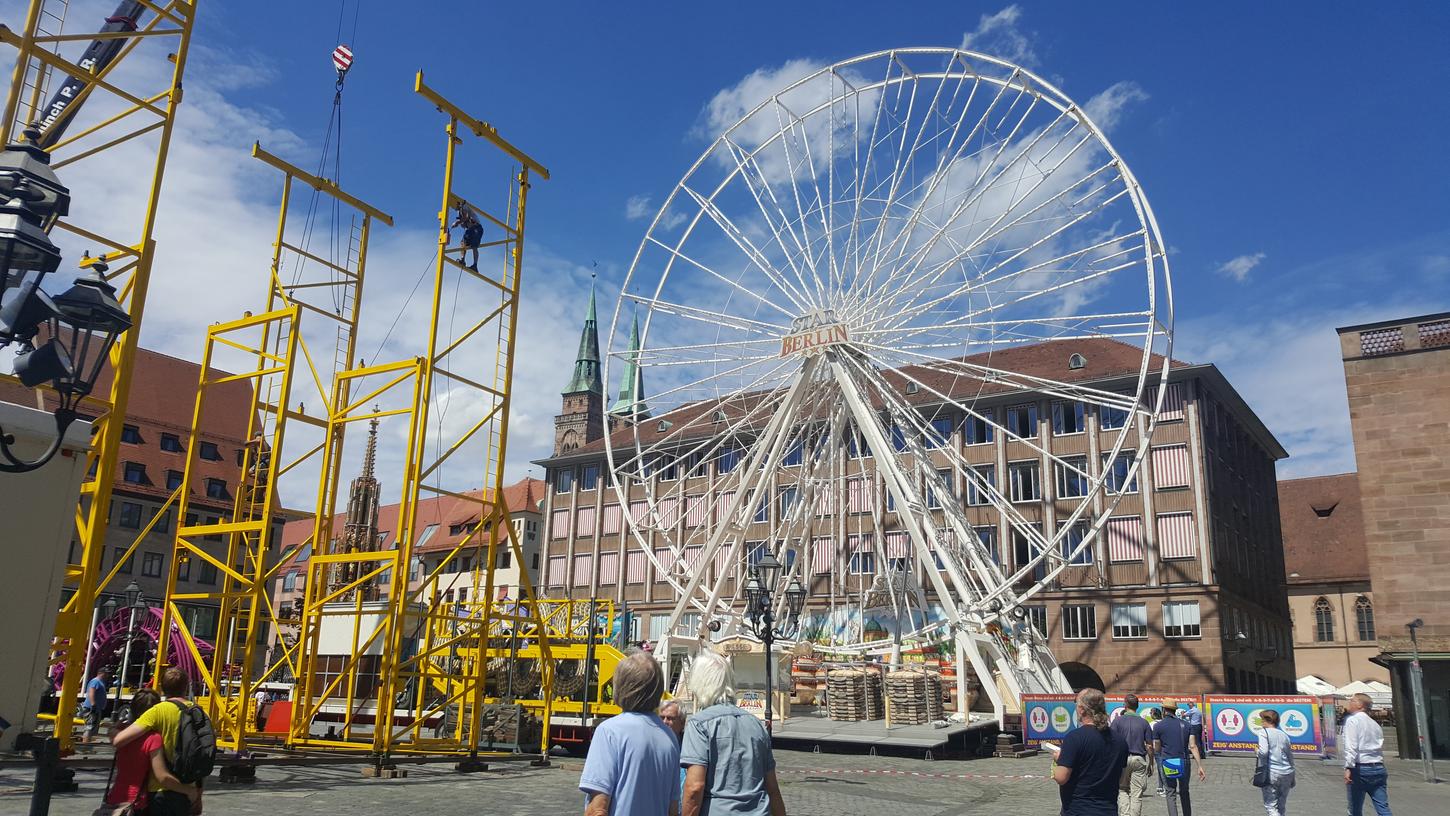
xmin=713 ymin=546 xmax=733 ymax=580
xmin=683 ymin=546 xmax=703 ymax=575
xmin=654 ymin=547 xmax=674 ymax=578
xmin=847 ymin=477 xmax=872 ymax=513
xmin=657 ymin=496 xmax=679 ymax=527
xmin=714 ymin=491 xmax=734 ymax=524
xmin=601 ymin=504 xmax=622 ymax=536
xmin=550 ymin=509 xmax=570 ymax=539
xmin=1106 ymin=516 xmax=1144 ymax=562
xmin=546 ymin=555 xmax=566 ymax=586
xmin=885 ymin=531 xmax=909 ymax=559
xmin=627 ymin=501 xmax=648 ymax=526
xmin=571 ymin=554 xmax=592 ymax=586
xmin=597 ymin=551 xmax=619 ymax=584
xmin=1151 ymin=383 xmax=1186 ymax=421
xmin=625 ymin=550 xmax=647 ymax=584
xmin=1156 ymin=512 xmax=1197 ymax=560
xmin=685 ymin=495 xmax=708 ymax=527
xmin=1152 ymin=445 xmax=1191 ymax=489
xmin=575 ymin=505 xmax=597 ymax=537
xmin=812 ymin=536 xmax=833 ymax=575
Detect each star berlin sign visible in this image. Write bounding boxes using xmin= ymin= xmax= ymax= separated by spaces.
xmin=780 ymin=311 xmax=850 ymax=358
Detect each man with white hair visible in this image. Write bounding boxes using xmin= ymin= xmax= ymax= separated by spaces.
xmin=679 ymin=649 xmax=785 ymax=816
xmin=579 ymin=651 xmax=680 ymax=816
xmin=1342 ymin=692 xmax=1393 ymax=816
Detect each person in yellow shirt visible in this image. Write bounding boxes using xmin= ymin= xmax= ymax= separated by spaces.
xmin=112 ymin=667 xmax=199 ymax=816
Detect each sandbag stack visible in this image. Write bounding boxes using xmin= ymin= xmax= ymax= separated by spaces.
xmin=884 ymin=669 xmax=944 ymax=725
xmin=826 ymin=667 xmax=883 ymax=721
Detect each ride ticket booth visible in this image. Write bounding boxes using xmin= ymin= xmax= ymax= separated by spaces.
xmin=718 ymin=637 xmax=790 ymax=722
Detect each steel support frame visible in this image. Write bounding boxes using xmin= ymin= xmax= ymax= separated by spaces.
xmin=0 ymin=0 xmax=198 ymax=754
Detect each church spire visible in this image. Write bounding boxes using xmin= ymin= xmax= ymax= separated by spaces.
xmin=610 ymin=311 xmax=649 ymax=419
xmin=563 ymin=282 xmax=603 ymax=395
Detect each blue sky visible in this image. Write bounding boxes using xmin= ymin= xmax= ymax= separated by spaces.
xmin=13 ymin=1 xmax=1450 ymax=484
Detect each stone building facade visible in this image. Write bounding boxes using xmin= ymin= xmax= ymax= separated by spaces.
xmin=1278 ymin=472 xmax=1387 ymax=688
xmin=534 ymin=300 xmax=1296 ymax=696
xmin=1338 ymin=311 xmax=1450 ymax=758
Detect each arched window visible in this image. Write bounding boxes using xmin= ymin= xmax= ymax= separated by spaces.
xmin=1313 ymin=597 xmax=1335 ymax=642
xmin=1355 ymin=596 xmax=1376 ymax=642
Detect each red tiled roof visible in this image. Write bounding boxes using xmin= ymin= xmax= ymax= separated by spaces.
xmin=1278 ymin=473 xmax=1368 ymax=584
xmin=556 ymin=337 xmax=1182 ymax=459
xmin=275 ymin=477 xmax=544 ymax=573
xmin=0 ymin=346 xmax=266 ymax=516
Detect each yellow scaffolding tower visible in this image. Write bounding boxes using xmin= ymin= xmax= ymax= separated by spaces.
xmin=152 ymin=141 xmax=392 ymax=752
xmin=157 ymin=71 xmax=559 ymax=760
xmin=0 ymin=0 xmax=198 ymax=754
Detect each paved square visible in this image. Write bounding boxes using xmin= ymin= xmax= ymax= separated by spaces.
xmin=3 ymin=749 xmax=1447 ymax=816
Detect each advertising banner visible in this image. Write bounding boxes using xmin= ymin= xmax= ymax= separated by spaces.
xmin=1203 ymin=695 xmax=1328 ymax=756
xmin=1105 ymin=694 xmax=1201 ymax=722
xmin=1021 ymin=693 xmax=1077 ymax=746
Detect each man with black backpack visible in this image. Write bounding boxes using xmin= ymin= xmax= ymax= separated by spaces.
xmin=113 ymin=667 xmax=216 ymax=816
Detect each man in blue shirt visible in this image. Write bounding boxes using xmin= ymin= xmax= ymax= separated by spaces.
xmin=83 ymin=669 xmax=109 ymax=742
xmin=1152 ymin=706 xmax=1206 ymax=816
xmin=1109 ymin=694 xmax=1154 ymax=816
xmin=579 ymin=652 xmax=680 ymax=816
xmin=680 ymin=649 xmax=785 ymax=816
xmin=1054 ymin=688 xmax=1129 ymax=816
xmin=1181 ymin=702 xmax=1204 ymax=761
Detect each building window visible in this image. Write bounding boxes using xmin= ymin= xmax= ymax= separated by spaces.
xmin=1008 ymin=460 xmax=1041 ymax=502
xmin=1052 ymin=401 xmax=1085 ymax=435
xmin=160 ymin=433 xmax=183 ymax=452
xmin=114 ymin=547 xmax=134 ymax=574
xmin=925 ymin=417 xmax=953 ymax=448
xmin=121 ymin=424 xmax=142 ymax=444
xmin=848 ymin=550 xmax=875 ymax=575
xmin=777 ymin=485 xmax=798 ymax=521
xmin=717 ymin=447 xmax=740 ymax=473
xmin=205 ymin=478 xmax=227 ymax=499
xmin=1007 ymin=403 xmax=1038 ymax=438
xmin=580 ymin=464 xmax=599 ymax=491
xmin=1055 ymin=456 xmax=1089 ymax=499
xmin=176 ymin=557 xmax=190 ymax=582
xmin=1025 ymin=605 xmax=1047 ymax=637
xmin=118 ymin=501 xmax=143 ymax=529
xmin=783 ymin=439 xmax=804 ymax=467
xmin=1058 ymin=522 xmax=1092 ymax=565
xmin=1164 ymin=601 xmax=1202 ymax=639
xmin=962 ymin=410 xmax=994 ymax=445
xmin=122 ymin=462 xmax=147 ymax=484
xmin=1314 ymin=597 xmax=1335 ymax=642
xmin=965 ymin=465 xmax=996 ymax=506
xmin=497 ymin=549 xmax=511 ymax=570
xmin=1102 ymin=453 xmax=1138 ymax=494
xmin=926 ymin=469 xmax=951 ymax=509
xmin=1111 ymin=603 xmax=1147 ymax=639
xmin=142 ymin=552 xmax=165 ymax=578
xmin=973 ymin=525 xmax=999 ymax=563
xmin=554 ymin=468 xmax=573 ymax=494
xmin=282 ymin=572 xmax=298 ymax=592
xmin=198 ymin=441 xmax=221 ymax=461
xmin=1062 ymin=605 xmax=1096 ymax=640
xmin=166 ymin=470 xmax=183 ymax=490
xmin=154 ymin=509 xmax=171 ymax=534
xmin=1355 ymin=596 xmax=1375 ymax=641
xmin=659 ymin=454 xmax=679 ymax=481
xmin=1099 ymin=399 xmax=1129 ymax=431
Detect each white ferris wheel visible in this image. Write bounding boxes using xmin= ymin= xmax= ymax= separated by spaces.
xmin=604 ymin=48 xmax=1173 ymax=699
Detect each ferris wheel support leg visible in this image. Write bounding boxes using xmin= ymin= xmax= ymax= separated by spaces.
xmin=957 ymin=630 xmax=1004 ymax=722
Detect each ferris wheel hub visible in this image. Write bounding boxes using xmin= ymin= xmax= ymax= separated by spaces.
xmin=780 ymin=309 xmax=851 ymax=358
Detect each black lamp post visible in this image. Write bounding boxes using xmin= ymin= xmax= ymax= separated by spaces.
xmin=741 ymin=551 xmax=806 ymax=733
xmin=114 ymin=581 xmax=146 ymax=712
xmin=0 ymin=130 xmax=131 ymax=473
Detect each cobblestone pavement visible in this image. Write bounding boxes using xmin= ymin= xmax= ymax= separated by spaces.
xmin=3 ymin=750 xmax=1447 ymax=816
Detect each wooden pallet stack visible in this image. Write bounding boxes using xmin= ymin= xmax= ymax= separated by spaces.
xmin=826 ymin=667 xmax=883 ymax=721
xmin=884 ymin=669 xmax=946 ymax=725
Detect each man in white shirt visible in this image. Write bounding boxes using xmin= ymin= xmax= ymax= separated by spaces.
xmin=1342 ymin=693 xmax=1393 ymax=816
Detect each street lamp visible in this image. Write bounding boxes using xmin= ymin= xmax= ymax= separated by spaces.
xmin=0 ymin=130 xmax=131 ymax=473
xmin=741 ymin=551 xmax=807 ymax=733
xmin=115 ymin=582 xmax=148 ymax=714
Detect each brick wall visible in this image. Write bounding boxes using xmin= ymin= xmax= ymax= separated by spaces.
xmin=1340 ymin=316 xmax=1450 ymax=652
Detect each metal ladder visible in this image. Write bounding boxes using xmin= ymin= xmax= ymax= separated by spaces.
xmin=13 ymin=0 xmax=69 ymax=134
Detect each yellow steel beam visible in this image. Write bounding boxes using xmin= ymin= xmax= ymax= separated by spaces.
xmin=251 ymin=142 xmax=394 ymax=225
xmin=414 ymin=72 xmax=550 ymax=179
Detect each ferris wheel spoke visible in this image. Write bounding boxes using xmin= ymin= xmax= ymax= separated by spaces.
xmin=663 ymin=193 xmax=813 ymax=317
xmin=767 ymin=97 xmax=837 ymax=297
xmin=719 ymin=137 xmax=824 ymax=309
xmin=877 ymin=310 xmax=1156 ymax=350
xmin=625 ymin=293 xmax=787 ymax=337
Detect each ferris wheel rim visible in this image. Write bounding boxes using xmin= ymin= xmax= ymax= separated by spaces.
xmin=603 ymin=47 xmax=1175 ymax=652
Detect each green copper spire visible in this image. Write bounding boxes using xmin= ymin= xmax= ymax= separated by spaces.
xmin=563 ymin=284 xmax=603 ymax=395
xmin=610 ymin=312 xmax=649 ymax=418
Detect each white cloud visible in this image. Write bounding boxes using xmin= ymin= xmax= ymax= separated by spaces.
xmin=625 ymin=194 xmax=652 ymax=220
xmin=1083 ymin=81 xmax=1149 ymax=133
xmin=960 ymin=5 xmax=1037 ymax=67
xmin=1216 ymin=252 xmax=1267 ymax=283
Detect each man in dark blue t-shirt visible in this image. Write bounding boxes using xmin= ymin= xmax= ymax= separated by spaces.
xmin=1152 ymin=707 xmax=1205 ymax=816
xmin=1054 ymin=688 xmax=1129 ymax=816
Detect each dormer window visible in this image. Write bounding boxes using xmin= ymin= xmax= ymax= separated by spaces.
xmin=657 ymin=420 xmax=673 ymax=432
xmin=905 ymin=381 xmax=919 ymax=394
xmin=712 ymin=409 xmax=727 ymax=422
xmin=1068 ymin=353 xmax=1087 ymax=370
xmin=1311 ymin=502 xmax=1338 ymax=518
